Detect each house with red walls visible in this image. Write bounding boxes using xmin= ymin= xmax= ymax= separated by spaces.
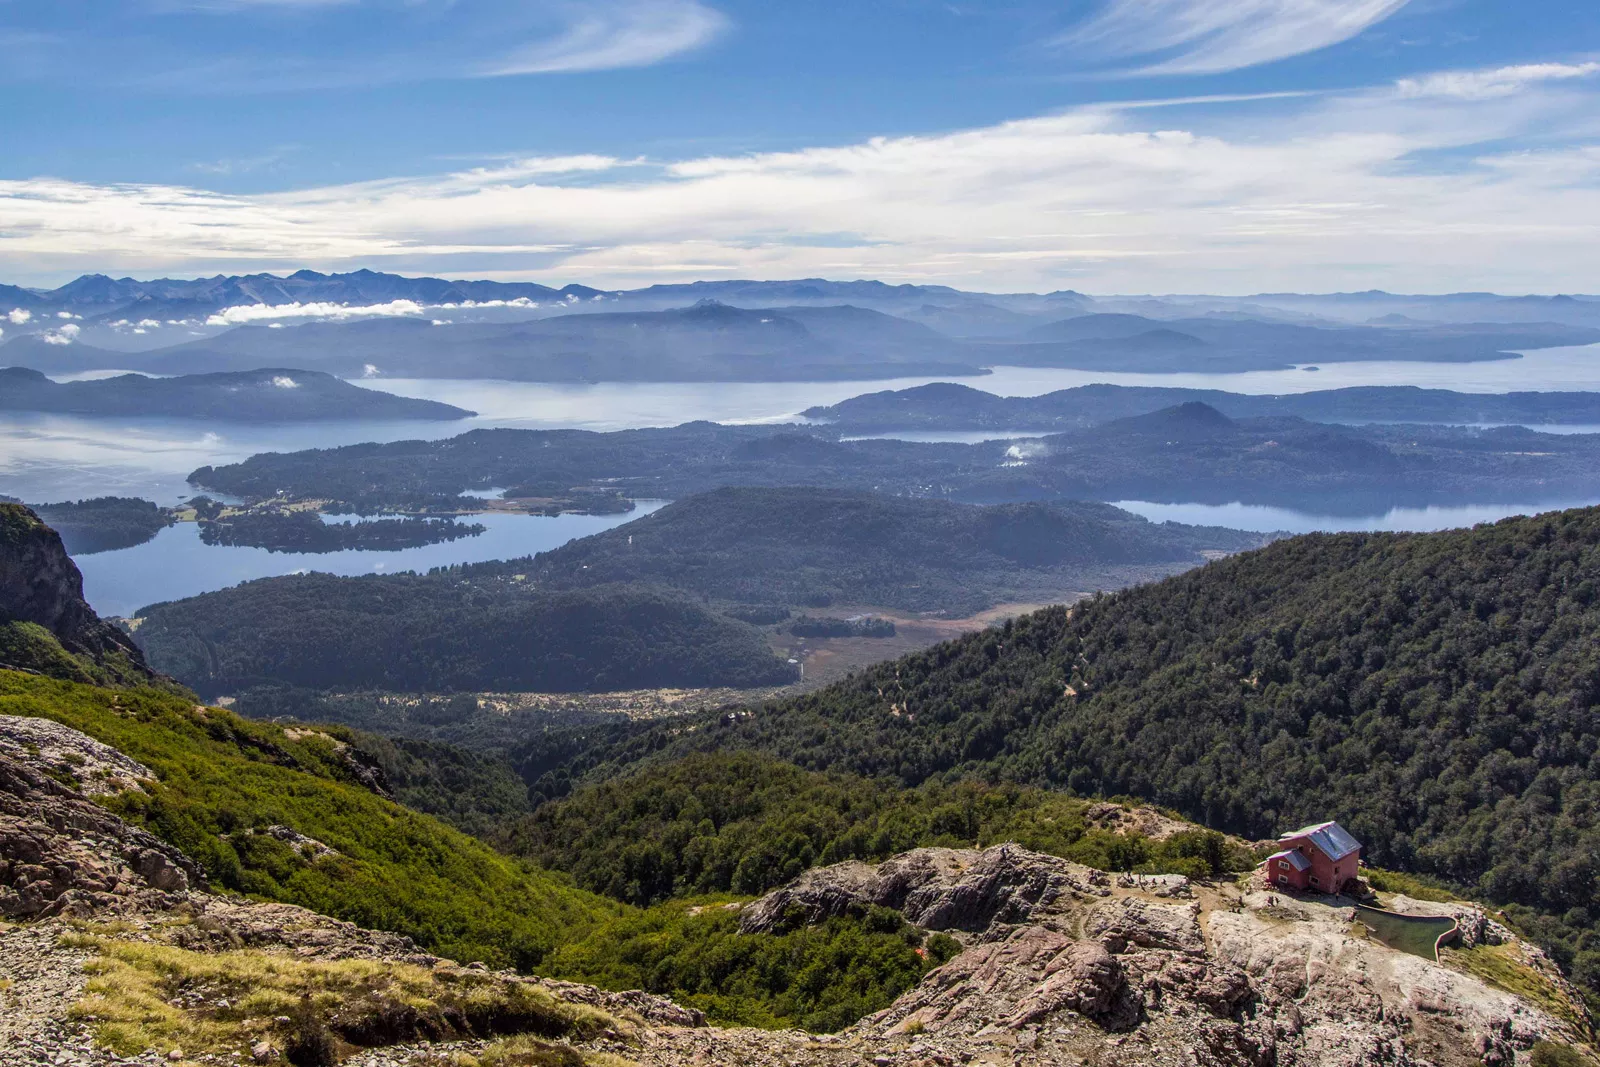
xmin=1262 ymin=821 xmax=1362 ymax=894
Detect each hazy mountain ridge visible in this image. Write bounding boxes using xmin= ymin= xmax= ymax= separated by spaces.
xmin=807 ymin=381 xmax=1600 ymax=431
xmin=0 ymin=365 xmax=472 ymax=421
xmin=7 ymin=270 xmax=1600 ymax=378
xmin=4 ymin=300 xmax=985 ymax=381
xmin=9 ymin=269 xmax=1599 ymax=325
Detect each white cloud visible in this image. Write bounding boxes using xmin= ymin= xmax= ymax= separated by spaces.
xmin=6 ymin=309 xmax=30 ymax=324
xmin=40 ymin=324 xmax=82 ymax=345
xmin=1397 ymin=61 xmax=1600 ymax=101
xmin=269 ymin=375 xmax=300 ymax=388
xmin=3 ymin=63 xmax=1600 ymax=293
xmin=1065 ymin=0 xmax=1410 ymax=75
xmin=481 ymin=1 xmax=728 ymax=75
xmin=204 ymin=300 xmax=427 ymax=325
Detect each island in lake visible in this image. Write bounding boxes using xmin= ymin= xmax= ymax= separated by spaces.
xmin=0 ymin=365 xmax=473 ymax=421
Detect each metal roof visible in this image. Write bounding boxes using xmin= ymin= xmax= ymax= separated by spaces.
xmin=1279 ymin=821 xmax=1362 ymax=861
xmin=1267 ymin=849 xmax=1311 ymax=872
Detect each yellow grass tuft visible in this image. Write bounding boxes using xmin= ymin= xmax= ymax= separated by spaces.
xmin=66 ymin=936 xmax=619 ymax=1062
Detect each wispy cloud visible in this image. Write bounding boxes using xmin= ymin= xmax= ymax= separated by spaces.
xmin=1065 ymin=0 xmax=1411 ymax=75
xmin=2 ymin=61 xmax=1599 ymax=293
xmin=1 ymin=0 xmax=728 ymax=91
xmin=482 ymin=1 xmax=729 ymax=75
xmin=1397 ymin=61 xmax=1600 ymax=100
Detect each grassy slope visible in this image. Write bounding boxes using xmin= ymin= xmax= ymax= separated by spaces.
xmin=0 ymin=670 xmax=615 ymax=968
xmin=0 ymin=671 xmax=958 ymax=1030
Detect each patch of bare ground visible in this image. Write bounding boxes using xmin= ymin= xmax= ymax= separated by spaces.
xmin=769 ymin=600 xmax=1075 ymax=691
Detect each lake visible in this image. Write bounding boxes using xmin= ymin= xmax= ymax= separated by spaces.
xmin=77 ymin=503 xmax=665 ymax=618
xmin=12 ymin=349 xmax=1600 ymax=505
xmin=1110 ymin=499 xmax=1598 ymax=534
xmin=10 ymin=349 xmax=1600 ymax=613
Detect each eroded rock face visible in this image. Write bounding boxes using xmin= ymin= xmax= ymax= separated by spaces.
xmin=873 ymin=926 xmax=1139 ymax=1035
xmin=0 ymin=748 xmax=201 ymax=919
xmin=1084 ymin=896 xmax=1206 ymax=955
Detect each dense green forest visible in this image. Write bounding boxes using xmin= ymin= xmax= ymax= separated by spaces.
xmin=472 ymin=487 xmax=1262 ymax=615
xmin=346 ymin=731 xmax=535 ymax=840
xmin=505 ymin=751 xmax=1244 ymax=907
xmin=566 ymin=505 xmax=1600 ymax=992
xmin=132 ymin=575 xmax=796 ymax=696
xmin=546 ymin=901 xmax=961 ymax=1032
xmin=28 ymin=496 xmax=174 ymax=554
xmin=197 ymin=509 xmax=485 ymax=553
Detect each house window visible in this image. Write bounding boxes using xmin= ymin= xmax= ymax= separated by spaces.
xmin=1310 ymin=876 xmax=1320 ymax=887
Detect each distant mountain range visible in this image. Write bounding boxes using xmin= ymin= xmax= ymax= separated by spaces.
xmin=0 ymin=268 xmax=606 ymax=319
xmin=0 ymin=301 xmax=985 ymax=381
xmin=6 ymin=268 xmax=1600 ymax=337
xmin=0 ymin=366 xmax=471 ymax=421
xmin=5 ymin=298 xmax=1595 ymax=383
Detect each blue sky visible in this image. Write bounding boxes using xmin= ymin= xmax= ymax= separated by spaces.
xmin=2 ymin=0 xmax=1598 ymax=292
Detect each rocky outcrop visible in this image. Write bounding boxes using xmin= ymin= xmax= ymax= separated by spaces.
xmin=0 ymin=733 xmax=201 ymax=919
xmin=736 ymin=845 xmax=1595 ymax=1067
xmin=0 ymin=714 xmax=155 ymax=797
xmin=0 ymin=504 xmax=157 ymax=683
xmin=740 ymin=843 xmax=1107 ymax=934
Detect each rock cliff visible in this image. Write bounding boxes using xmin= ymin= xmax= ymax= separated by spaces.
xmin=0 ymin=503 xmax=159 ymax=685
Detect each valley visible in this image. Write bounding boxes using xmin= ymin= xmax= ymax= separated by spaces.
xmin=7 ymin=274 xmax=1600 ymax=1066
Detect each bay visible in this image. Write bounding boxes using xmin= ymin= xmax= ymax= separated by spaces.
xmin=77 ymin=503 xmax=665 ymax=618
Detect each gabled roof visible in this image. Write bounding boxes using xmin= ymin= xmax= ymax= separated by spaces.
xmin=1267 ymin=849 xmax=1311 ymax=872
xmin=1279 ymin=821 xmax=1362 ymax=861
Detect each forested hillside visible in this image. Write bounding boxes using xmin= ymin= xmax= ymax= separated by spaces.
xmin=190 ymin=414 xmax=1600 ymax=516
xmin=132 ymin=576 xmax=796 ymax=696
xmin=505 ymin=751 xmax=1243 ymax=907
xmin=0 ymin=671 xmax=614 ymax=967
xmin=571 ymin=505 xmax=1600 ymax=988
xmin=481 ymin=487 xmax=1266 ymax=614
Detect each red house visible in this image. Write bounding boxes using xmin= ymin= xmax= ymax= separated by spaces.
xmin=1263 ymin=821 xmax=1362 ymax=895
